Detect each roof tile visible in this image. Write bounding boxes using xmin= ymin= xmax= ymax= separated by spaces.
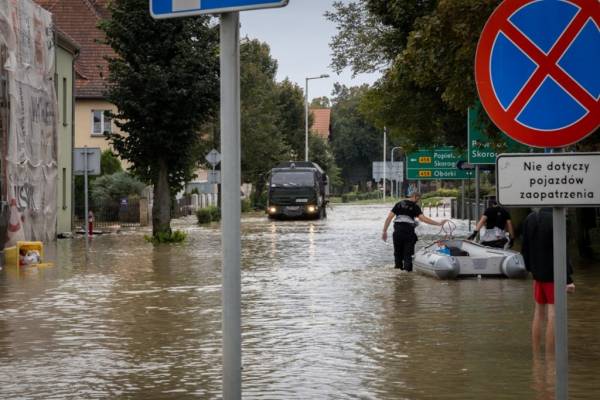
xmin=34 ymin=0 xmax=114 ymax=99
xmin=311 ymin=108 xmax=331 ymax=139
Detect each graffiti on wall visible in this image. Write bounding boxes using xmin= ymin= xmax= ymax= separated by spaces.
xmin=0 ymin=0 xmax=57 ymax=246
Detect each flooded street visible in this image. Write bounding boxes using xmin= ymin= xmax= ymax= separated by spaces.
xmin=1 ymin=203 xmax=599 ymax=399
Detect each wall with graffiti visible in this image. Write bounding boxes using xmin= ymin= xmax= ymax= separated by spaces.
xmin=0 ymin=0 xmax=57 ymax=247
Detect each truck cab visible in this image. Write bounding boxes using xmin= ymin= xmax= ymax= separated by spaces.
xmin=266 ymin=162 xmax=328 ymax=219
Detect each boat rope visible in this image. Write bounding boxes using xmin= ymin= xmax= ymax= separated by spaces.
xmin=440 ymin=220 xmax=456 ymax=239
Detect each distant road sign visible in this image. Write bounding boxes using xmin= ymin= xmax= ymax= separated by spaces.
xmin=205 ymin=149 xmax=221 ymax=167
xmin=475 ymin=0 xmax=600 ymax=148
xmin=73 ymin=148 xmax=101 ymax=176
xmin=407 ymin=148 xmax=474 ymax=180
xmin=497 ymin=152 xmax=600 ymax=207
xmin=208 ymin=170 xmax=221 ymax=184
xmin=150 ymin=0 xmax=289 ymax=19
xmin=373 ymin=161 xmax=403 ymax=182
xmin=468 ymin=105 xmax=528 ymax=164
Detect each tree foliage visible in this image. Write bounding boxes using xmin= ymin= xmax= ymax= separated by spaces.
xmin=240 ymin=39 xmax=290 ymax=201
xmin=311 ymin=97 xmax=331 ymax=108
xmin=330 ymin=84 xmax=383 ymax=187
xmin=100 ymin=0 xmax=219 ymax=235
xmin=239 ymin=39 xmax=340 ymax=204
xmin=328 ymin=0 xmax=500 ymax=148
xmin=91 ymin=171 xmax=145 ymax=205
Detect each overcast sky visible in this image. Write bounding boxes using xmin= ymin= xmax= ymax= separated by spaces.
xmin=239 ymin=0 xmax=381 ymax=101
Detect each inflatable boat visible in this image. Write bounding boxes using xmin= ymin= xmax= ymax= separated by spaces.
xmin=412 ymin=239 xmax=527 ymax=280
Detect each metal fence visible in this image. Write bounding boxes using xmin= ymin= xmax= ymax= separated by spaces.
xmin=74 ymin=198 xmax=141 ymax=230
xmin=451 ymin=198 xmax=486 ymax=221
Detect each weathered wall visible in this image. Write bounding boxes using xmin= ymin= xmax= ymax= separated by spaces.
xmin=0 ymin=0 xmax=57 ymax=246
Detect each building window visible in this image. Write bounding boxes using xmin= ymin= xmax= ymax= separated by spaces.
xmin=91 ymin=110 xmax=111 ymax=136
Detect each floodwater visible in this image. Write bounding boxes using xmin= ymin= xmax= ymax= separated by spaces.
xmin=0 ymin=203 xmax=599 ymax=399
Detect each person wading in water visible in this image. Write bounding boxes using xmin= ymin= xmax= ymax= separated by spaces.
xmin=382 ymin=192 xmax=447 ymax=271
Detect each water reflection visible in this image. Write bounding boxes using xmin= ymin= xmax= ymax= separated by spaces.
xmin=0 ymin=204 xmax=598 ymax=399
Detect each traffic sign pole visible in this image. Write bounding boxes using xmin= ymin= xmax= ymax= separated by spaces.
xmin=553 ymin=206 xmax=568 ymax=399
xmin=475 ymin=165 xmax=480 ymax=222
xmin=220 ymin=12 xmax=241 ymax=400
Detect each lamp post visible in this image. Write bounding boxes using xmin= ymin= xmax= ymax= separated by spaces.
xmin=305 ymin=74 xmax=329 ymax=161
xmin=382 ymin=127 xmax=387 ymax=201
xmin=391 ymin=146 xmax=404 ymax=197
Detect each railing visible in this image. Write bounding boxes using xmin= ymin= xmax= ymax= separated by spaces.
xmin=74 ymin=198 xmax=141 ymax=230
xmin=451 ymin=198 xmax=486 ymax=221
xmin=172 ymin=193 xmax=219 ymax=218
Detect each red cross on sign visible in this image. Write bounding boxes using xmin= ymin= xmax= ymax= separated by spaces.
xmin=475 ymin=0 xmax=600 ymax=148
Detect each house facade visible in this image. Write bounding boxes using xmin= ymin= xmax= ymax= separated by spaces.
xmin=36 ymin=0 xmax=119 ymax=153
xmin=55 ymin=31 xmax=79 ymax=234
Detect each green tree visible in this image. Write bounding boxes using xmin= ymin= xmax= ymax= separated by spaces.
xmin=100 ymin=150 xmax=122 ymax=175
xmin=240 ymin=39 xmax=290 ymax=205
xmin=327 ymin=0 xmax=496 ymax=147
xmin=274 ymin=78 xmax=305 ymax=159
xmin=91 ymin=172 xmax=145 ymax=205
xmin=308 ymin=133 xmax=342 ymax=189
xmin=330 ymin=83 xmax=382 ymax=188
xmin=74 ymin=150 xmax=124 ymax=216
xmin=100 ymin=0 xmax=219 ymax=237
xmin=311 ymin=96 xmax=331 ymax=108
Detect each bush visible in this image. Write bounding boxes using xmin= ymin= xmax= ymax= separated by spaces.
xmin=341 ymin=191 xmax=382 ymax=203
xmin=197 ymin=206 xmax=221 ymax=224
xmin=145 ymin=230 xmax=187 ymax=244
xmin=241 ymin=198 xmax=252 ymax=213
xmin=421 ymin=188 xmax=459 ymax=199
xmin=209 ymin=206 xmax=221 ymax=221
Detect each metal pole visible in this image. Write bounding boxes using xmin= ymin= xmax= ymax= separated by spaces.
xmin=304 ymin=77 xmax=309 ymax=162
xmin=383 ymin=127 xmax=386 ymax=202
xmin=475 ymin=165 xmax=480 ymax=222
xmin=84 ymin=146 xmax=89 ymax=252
xmin=220 ymin=12 xmax=241 ymax=400
xmin=461 ymin=180 xmax=465 ymax=219
xmin=553 ymin=207 xmax=568 ymax=399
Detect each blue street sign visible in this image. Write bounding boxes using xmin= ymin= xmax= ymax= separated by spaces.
xmin=151 ymin=0 xmax=289 ymax=18
xmin=475 ymin=0 xmax=600 ymax=148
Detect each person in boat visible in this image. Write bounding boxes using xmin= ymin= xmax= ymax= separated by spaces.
xmin=467 ymin=199 xmax=515 ymax=248
xmin=382 ymin=191 xmax=447 ymax=271
xmin=522 ymin=208 xmax=575 ymax=355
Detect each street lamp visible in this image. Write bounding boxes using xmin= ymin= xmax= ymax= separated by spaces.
xmin=305 ymin=74 xmax=330 ymax=162
xmin=391 ymin=146 xmax=405 ymax=197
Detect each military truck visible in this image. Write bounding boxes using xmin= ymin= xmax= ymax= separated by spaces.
xmin=266 ymin=161 xmax=329 ymax=219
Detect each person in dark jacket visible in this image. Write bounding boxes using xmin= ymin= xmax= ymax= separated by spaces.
xmin=521 ymin=208 xmax=575 ymax=355
xmin=382 ymin=192 xmax=447 ymax=271
xmin=467 ymin=199 xmax=515 ymax=248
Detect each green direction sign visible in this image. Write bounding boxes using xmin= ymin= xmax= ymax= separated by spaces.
xmin=468 ymin=106 xmax=528 ymax=164
xmin=407 ymin=148 xmax=474 ymax=180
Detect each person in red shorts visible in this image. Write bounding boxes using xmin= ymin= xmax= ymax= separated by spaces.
xmin=521 ymin=208 xmax=575 ymax=355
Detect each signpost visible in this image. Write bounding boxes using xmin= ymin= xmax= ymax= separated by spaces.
xmin=477 ymin=1 xmax=600 ymax=399
xmin=372 ymin=162 xmax=402 ymax=182
xmin=150 ymin=0 xmax=288 ymax=18
xmin=205 ymin=149 xmax=221 ymax=184
xmin=406 ymin=148 xmax=474 ymax=180
xmin=151 ymin=2 xmax=289 ymax=399
xmin=475 ymin=0 xmax=599 ymax=149
xmin=74 ymin=147 xmax=101 ymax=249
xmin=497 ymin=153 xmax=600 ymax=207
xmin=467 ymin=106 xmax=527 ymax=165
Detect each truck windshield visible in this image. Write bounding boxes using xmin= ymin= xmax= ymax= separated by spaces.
xmin=271 ymin=171 xmax=314 ymax=187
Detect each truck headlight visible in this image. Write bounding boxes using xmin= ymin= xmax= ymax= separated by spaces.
xmin=268 ymin=206 xmax=277 ymax=214
xmin=307 ymin=205 xmax=317 ymax=213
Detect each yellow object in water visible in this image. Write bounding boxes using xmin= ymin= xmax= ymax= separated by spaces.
xmin=3 ymin=241 xmax=44 ymax=266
